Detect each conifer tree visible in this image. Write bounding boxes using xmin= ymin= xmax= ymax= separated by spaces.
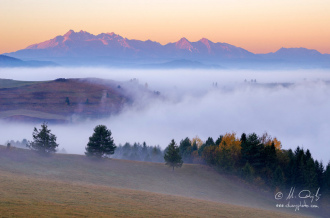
xmin=27 ymin=122 xmax=58 ymax=154
xmin=273 ymin=166 xmax=285 ymax=188
xmin=323 ymin=162 xmax=330 ymax=194
xmin=241 ymin=162 xmax=254 ymax=182
xmin=85 ymin=125 xmax=116 ymax=158
xmin=179 ymin=137 xmax=192 ymax=162
xmin=164 ymin=139 xmax=183 ymax=171
xmin=205 ymin=137 xmax=215 ymax=146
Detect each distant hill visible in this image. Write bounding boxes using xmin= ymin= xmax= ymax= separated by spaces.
xmin=3 ymin=30 xmax=330 ymax=68
xmin=0 ymin=54 xmax=58 ymax=67
xmin=0 ymin=78 xmax=156 ymax=123
xmin=260 ymin=47 xmax=328 ymax=61
xmin=143 ymin=59 xmax=223 ymax=69
xmin=0 ymin=54 xmax=25 ymax=67
xmin=0 ymin=145 xmax=311 ymax=217
xmin=256 ymin=48 xmax=330 ymax=68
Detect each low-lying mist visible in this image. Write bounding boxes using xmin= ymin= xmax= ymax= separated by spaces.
xmin=1 ymin=67 xmax=330 ymax=163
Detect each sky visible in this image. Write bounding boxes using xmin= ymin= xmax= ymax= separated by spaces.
xmin=0 ymin=0 xmax=329 ymax=54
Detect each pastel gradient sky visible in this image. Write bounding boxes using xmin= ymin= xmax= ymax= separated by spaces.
xmin=1 ymin=0 xmax=329 ymax=54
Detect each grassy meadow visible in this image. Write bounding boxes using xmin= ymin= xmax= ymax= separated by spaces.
xmin=0 ymin=145 xmax=314 ymax=217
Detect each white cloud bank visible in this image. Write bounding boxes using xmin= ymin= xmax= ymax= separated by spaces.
xmin=1 ymin=68 xmax=330 ymax=163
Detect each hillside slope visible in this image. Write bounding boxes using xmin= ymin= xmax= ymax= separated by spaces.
xmin=0 ymin=170 xmax=304 ymax=218
xmin=0 ymin=146 xmax=314 ymax=217
xmin=0 ymin=78 xmax=154 ymax=122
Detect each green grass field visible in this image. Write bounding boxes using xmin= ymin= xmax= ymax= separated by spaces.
xmin=0 ymin=146 xmax=315 ymax=217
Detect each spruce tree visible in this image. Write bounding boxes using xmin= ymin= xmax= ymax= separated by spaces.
xmin=179 ymin=137 xmax=192 ymax=162
xmin=273 ymin=166 xmax=285 ymax=188
xmin=215 ymin=135 xmax=223 ymax=146
xmin=164 ymin=139 xmax=183 ymax=171
xmin=27 ymin=122 xmax=59 ymax=154
xmin=85 ymin=125 xmax=116 ymax=158
xmin=241 ymin=162 xmax=254 ymax=182
xmin=323 ymin=162 xmax=330 ymax=195
xmin=205 ymin=137 xmax=215 ymax=146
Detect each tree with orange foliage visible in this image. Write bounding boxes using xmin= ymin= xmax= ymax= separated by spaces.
xmin=216 ymin=133 xmax=241 ymax=171
xmin=260 ymin=132 xmax=281 ymax=150
xmin=191 ymin=136 xmax=203 ymax=149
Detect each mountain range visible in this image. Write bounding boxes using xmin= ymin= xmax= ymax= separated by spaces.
xmin=3 ymin=30 xmax=330 ymax=69
xmin=0 ymin=54 xmax=58 ymax=68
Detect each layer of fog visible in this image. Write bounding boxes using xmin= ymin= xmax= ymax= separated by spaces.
xmin=1 ymin=68 xmax=330 ymax=163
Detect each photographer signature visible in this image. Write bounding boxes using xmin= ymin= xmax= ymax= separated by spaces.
xmin=274 ymin=187 xmax=321 ymax=211
xmin=285 ymin=187 xmax=321 ymax=202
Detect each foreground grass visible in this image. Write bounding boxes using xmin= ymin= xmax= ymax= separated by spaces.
xmin=0 ymin=170 xmax=305 ymax=218
xmin=0 ymin=146 xmax=314 ymax=217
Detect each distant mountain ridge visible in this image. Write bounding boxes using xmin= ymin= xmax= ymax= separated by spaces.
xmin=0 ymin=54 xmax=58 ymax=67
xmin=4 ymin=30 xmax=253 ymax=59
xmin=3 ymin=30 xmax=330 ymax=68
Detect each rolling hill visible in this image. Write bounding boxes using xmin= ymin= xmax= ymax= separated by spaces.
xmin=0 ymin=78 xmax=155 ymax=123
xmin=0 ymin=145 xmax=312 ymax=217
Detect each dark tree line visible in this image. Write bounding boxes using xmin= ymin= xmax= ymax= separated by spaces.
xmin=6 ymin=139 xmax=28 ymax=149
xmin=177 ymin=132 xmax=330 ymax=194
xmin=112 ymin=142 xmax=164 ymax=163
xmin=19 ymin=122 xmax=330 ymax=196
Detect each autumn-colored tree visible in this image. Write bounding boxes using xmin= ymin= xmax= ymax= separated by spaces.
xmin=216 ymin=133 xmax=241 ymax=170
xmin=198 ymin=137 xmax=214 ymax=156
xmin=219 ymin=133 xmax=241 ymax=160
xmin=191 ymin=136 xmax=203 ymax=149
xmin=260 ymin=132 xmax=282 ymax=150
xmin=188 ymin=136 xmax=203 ymax=163
xmin=175 ymin=132 xmax=326 ymax=196
xmin=272 ymin=138 xmax=282 ymax=150
xmin=202 ymin=145 xmax=217 ymax=165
